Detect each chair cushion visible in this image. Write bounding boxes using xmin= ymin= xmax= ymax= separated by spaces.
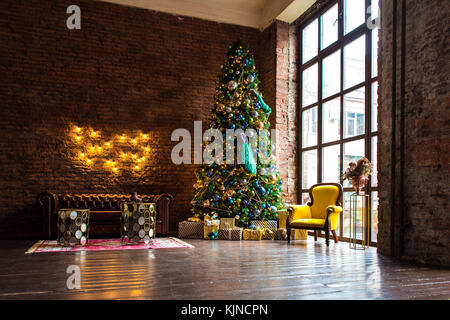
xmin=290 ymin=218 xmax=326 ymax=228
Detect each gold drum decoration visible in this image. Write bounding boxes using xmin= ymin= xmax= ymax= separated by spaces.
xmin=57 ymin=209 xmax=90 ymax=246
xmin=120 ymin=202 xmax=156 ymax=244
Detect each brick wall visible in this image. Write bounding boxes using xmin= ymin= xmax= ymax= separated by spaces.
xmin=378 ymin=0 xmax=450 ymax=266
xmin=0 ymin=0 xmax=264 ymax=238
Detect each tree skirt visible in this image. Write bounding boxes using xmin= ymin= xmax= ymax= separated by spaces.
xmin=25 ymin=237 xmax=194 ymax=254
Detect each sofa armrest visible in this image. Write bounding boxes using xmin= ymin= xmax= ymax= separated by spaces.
xmin=37 ymin=192 xmax=58 ymax=239
xmin=154 ymin=193 xmax=173 ymax=235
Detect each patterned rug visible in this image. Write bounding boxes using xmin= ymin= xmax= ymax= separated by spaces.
xmin=25 ymin=237 xmax=194 ymax=254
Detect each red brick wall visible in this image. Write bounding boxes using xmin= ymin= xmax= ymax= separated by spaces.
xmin=378 ymin=0 xmax=450 ymax=266
xmin=0 ymin=0 xmax=263 ymax=238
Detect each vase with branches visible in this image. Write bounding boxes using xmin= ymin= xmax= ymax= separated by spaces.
xmin=342 ymin=157 xmax=374 ymax=195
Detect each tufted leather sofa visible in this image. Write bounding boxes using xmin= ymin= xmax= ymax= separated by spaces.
xmin=37 ymin=192 xmax=173 ymax=239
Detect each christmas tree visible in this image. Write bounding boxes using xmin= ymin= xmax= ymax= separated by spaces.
xmin=191 ymin=39 xmax=284 ymax=226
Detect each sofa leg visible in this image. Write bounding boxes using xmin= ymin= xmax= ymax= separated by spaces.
xmin=314 ymin=230 xmax=318 ymax=241
xmin=325 ymin=229 xmax=330 ymax=246
xmin=287 ymin=228 xmax=291 ymax=244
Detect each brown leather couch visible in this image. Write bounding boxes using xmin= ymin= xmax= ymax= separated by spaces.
xmin=37 ymin=192 xmax=173 ymax=239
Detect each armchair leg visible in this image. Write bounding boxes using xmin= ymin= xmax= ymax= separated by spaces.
xmin=287 ymin=228 xmax=291 ymax=244
xmin=314 ymin=230 xmax=318 ymax=241
xmin=325 ymin=229 xmax=330 ymax=246
xmin=332 ymin=230 xmax=338 ymax=243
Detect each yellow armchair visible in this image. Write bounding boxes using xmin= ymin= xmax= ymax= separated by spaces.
xmin=287 ymin=183 xmax=343 ymax=246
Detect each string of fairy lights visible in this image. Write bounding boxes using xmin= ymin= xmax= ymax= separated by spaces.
xmin=72 ymin=126 xmax=151 ymax=173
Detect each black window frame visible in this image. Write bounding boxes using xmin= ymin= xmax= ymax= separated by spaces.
xmin=297 ymin=0 xmax=379 ymax=246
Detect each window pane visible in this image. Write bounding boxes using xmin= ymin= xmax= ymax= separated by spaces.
xmin=302 ymin=19 xmax=318 ymax=63
xmin=302 ymin=107 xmax=318 ymax=148
xmin=344 ymin=0 xmax=365 ymax=35
xmin=302 ymin=149 xmax=317 ymax=189
xmin=371 ymin=81 xmax=378 ymax=132
xmin=344 ymin=87 xmax=365 ymax=138
xmin=343 ymin=139 xmax=365 ymax=188
xmin=302 ymin=192 xmax=310 ymax=204
xmin=371 ymin=0 xmax=379 ymax=20
xmin=371 ymin=136 xmax=378 ymax=186
xmin=322 ymin=97 xmax=341 ymax=143
xmin=322 ymin=144 xmax=341 ymax=183
xmin=320 ymin=4 xmax=338 ymax=50
xmin=343 ymin=192 xmax=352 ymax=238
xmin=371 ymin=191 xmax=379 ymax=242
xmin=372 ymin=29 xmax=378 ymax=77
xmin=322 ymin=50 xmax=341 ymax=98
xmin=344 ymin=35 xmax=365 ymax=89
xmin=302 ymin=64 xmax=318 ymax=106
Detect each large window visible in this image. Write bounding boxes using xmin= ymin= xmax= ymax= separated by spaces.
xmin=299 ymin=0 xmax=379 ymax=246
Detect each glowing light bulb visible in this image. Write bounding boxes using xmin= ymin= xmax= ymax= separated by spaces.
xmin=132 ymin=154 xmax=137 ymax=158
xmin=92 ymin=131 xmax=97 ymax=136
xmin=97 ymin=146 xmax=102 ymax=151
xmin=107 ymin=160 xmax=111 ymax=164
xmin=87 ymin=159 xmax=92 ymax=163
xmin=75 ymin=135 xmax=81 ymax=140
xmin=145 ymin=147 xmax=150 ymax=152
xmin=121 ymin=153 xmax=126 ymax=157
xmin=76 ymin=127 xmax=81 ymax=132
xmin=91 ymin=146 xmax=95 ymax=151
xmin=106 ymin=142 xmax=110 ymax=146
xmin=141 ymin=157 xmax=145 ymax=161
xmin=113 ymin=167 xmax=118 ymax=172
xmin=137 ymin=159 xmax=141 ymax=162
xmin=135 ymin=165 xmax=139 ymax=170
xmin=142 ymin=134 xmax=148 ymax=139
xmin=120 ymin=135 xmax=125 ymax=140
xmin=80 ymin=153 xmax=85 ymax=157
xmin=132 ymin=139 xmax=137 ymax=144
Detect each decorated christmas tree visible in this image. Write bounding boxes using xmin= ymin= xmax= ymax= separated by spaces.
xmin=191 ymin=39 xmax=284 ymax=227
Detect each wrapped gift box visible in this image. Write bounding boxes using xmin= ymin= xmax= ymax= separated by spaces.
xmin=219 ymin=228 xmax=243 ymax=240
xmin=291 ymin=229 xmax=308 ymax=240
xmin=220 ymin=218 xmax=235 ymax=229
xmin=249 ymin=220 xmax=277 ymax=240
xmin=249 ymin=220 xmax=277 ymax=230
xmin=204 ymin=225 xmax=219 ymax=239
xmin=203 ymin=217 xmax=220 ymax=240
xmin=277 ymin=210 xmax=289 ymax=229
xmin=178 ymin=221 xmax=204 ymax=239
xmin=243 ymin=228 xmax=263 ymax=240
xmin=276 ymin=228 xmax=287 ymax=240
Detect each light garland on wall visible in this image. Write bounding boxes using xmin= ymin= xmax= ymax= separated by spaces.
xmin=71 ymin=125 xmax=152 ymax=174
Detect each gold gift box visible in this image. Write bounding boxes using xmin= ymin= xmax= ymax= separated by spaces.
xmin=204 ymin=225 xmax=219 ymax=239
xmin=291 ymin=229 xmax=308 ymax=240
xmin=277 ymin=210 xmax=289 ymax=229
xmin=220 ymin=218 xmax=235 ymax=229
xmin=243 ymin=228 xmax=263 ymax=241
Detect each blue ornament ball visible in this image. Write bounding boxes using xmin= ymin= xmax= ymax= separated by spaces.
xmin=212 ymin=194 xmax=219 ymax=201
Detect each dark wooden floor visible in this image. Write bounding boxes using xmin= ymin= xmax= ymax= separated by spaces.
xmin=0 ymin=237 xmax=449 ymax=300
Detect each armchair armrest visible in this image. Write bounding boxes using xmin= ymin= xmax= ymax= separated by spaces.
xmin=326 ymin=205 xmax=343 ymax=231
xmin=287 ymin=205 xmax=311 ymax=225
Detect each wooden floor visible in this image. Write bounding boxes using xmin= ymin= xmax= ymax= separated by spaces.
xmin=0 ymin=237 xmax=449 ymax=300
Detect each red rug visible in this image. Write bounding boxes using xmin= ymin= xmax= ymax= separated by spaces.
xmin=26 ymin=237 xmax=194 ymax=254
